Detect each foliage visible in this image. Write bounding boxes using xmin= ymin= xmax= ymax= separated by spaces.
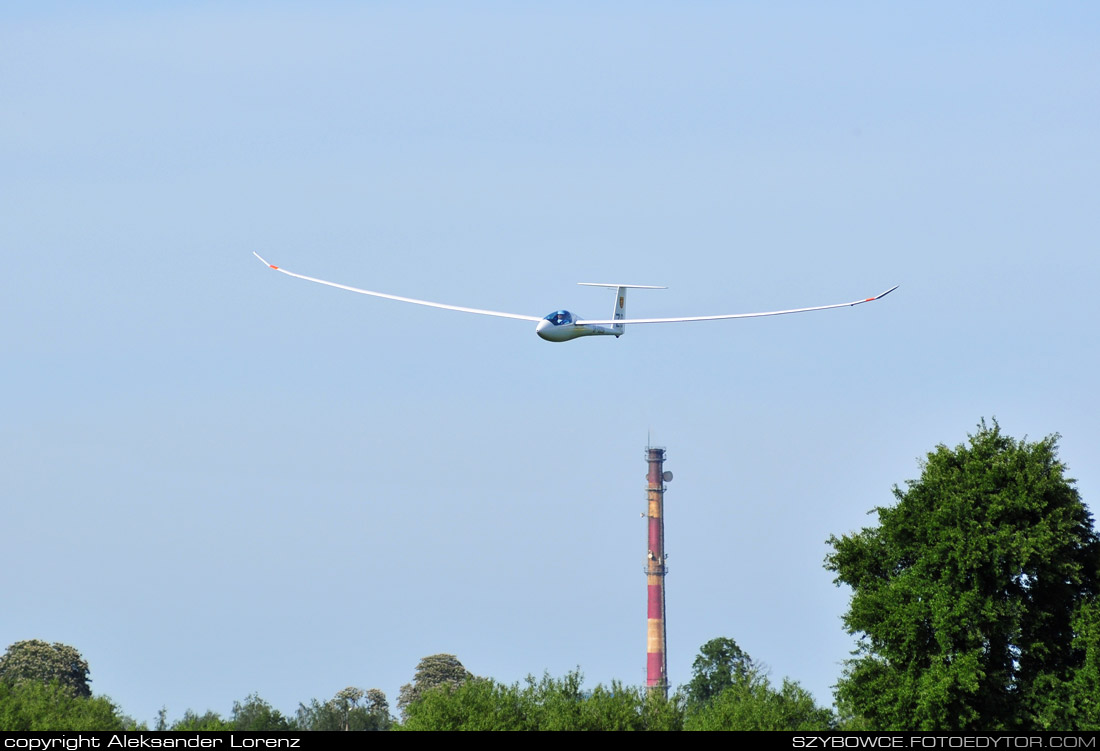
xmin=684 ymin=637 xmax=759 ymax=708
xmin=682 ymin=677 xmax=827 ymax=730
xmin=399 ymin=670 xmax=685 ymax=731
xmin=170 ymin=709 xmax=234 ymax=731
xmin=826 ymin=420 xmax=1100 ymax=730
xmin=519 ymin=671 xmax=586 ymax=730
xmin=398 ymin=645 xmax=829 ymax=731
xmin=365 ymin=689 xmax=389 ymax=718
xmin=1066 ymin=601 xmax=1100 ymax=729
xmin=230 ymin=693 xmax=296 ymax=731
xmin=516 ymin=672 xmax=666 ymax=731
xmin=0 ymin=640 xmax=92 ymax=698
xmin=685 ymin=677 xmax=834 ymax=731
xmin=118 ymin=714 xmax=147 ymax=731
xmin=0 ymin=681 xmax=124 ymax=731
xmin=639 ymin=689 xmax=687 ymax=731
xmin=296 ymin=687 xmax=391 ymax=731
xmin=398 ymin=677 xmax=519 ymax=731
xmin=396 ymin=654 xmax=472 ymax=717
xmin=1018 ymin=601 xmax=1100 ymax=731
xmin=681 ymin=638 xmax=833 ymax=731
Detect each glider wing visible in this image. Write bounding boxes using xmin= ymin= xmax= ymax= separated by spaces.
xmin=253 ymin=252 xmax=543 ymax=322
xmin=577 ymin=286 xmax=898 ymax=325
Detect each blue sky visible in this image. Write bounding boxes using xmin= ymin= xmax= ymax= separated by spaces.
xmin=3 ymin=2 xmax=1098 ymax=724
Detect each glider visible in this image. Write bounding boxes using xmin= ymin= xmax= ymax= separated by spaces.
xmin=253 ymin=252 xmax=897 ymax=343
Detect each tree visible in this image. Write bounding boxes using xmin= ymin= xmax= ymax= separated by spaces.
xmin=681 ymin=638 xmax=833 ymax=730
xmin=826 ymin=421 xmax=1100 ymax=730
xmin=398 ymin=670 xmax=686 ymax=731
xmin=516 ymin=672 xmax=667 ymax=731
xmin=684 ymin=637 xmax=758 ymax=708
xmin=684 ymin=677 xmax=834 ymax=731
xmin=363 ymin=689 xmax=391 ymax=729
xmin=399 ymin=677 xmax=521 ymax=731
xmin=0 ymin=681 xmax=124 ymax=731
xmin=170 ymin=709 xmax=233 ymax=731
xmin=0 ymin=641 xmax=91 ymax=698
xmin=230 ymin=693 xmax=296 ymax=731
xmin=296 ymin=687 xmax=391 ymax=731
xmin=396 ymin=654 xmax=472 ymax=717
xmin=1066 ymin=602 xmax=1100 ymax=729
xmin=332 ymin=688 xmax=362 ymax=732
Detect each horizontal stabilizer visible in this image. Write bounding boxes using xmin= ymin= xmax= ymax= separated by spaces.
xmin=577 ymin=283 xmax=667 ymax=289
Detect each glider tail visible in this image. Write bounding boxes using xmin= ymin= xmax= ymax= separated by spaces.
xmin=612 ymin=286 xmax=629 ymax=336
xmin=577 ymin=283 xmax=668 ymax=337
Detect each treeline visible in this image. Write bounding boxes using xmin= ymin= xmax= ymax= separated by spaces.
xmin=156 ymin=687 xmax=390 ymax=731
xmin=397 ymin=644 xmax=833 ymax=731
xmin=4 ymin=420 xmax=1100 ymax=730
xmin=0 ymin=642 xmax=390 ymax=731
xmin=0 ymin=639 xmax=831 ymax=731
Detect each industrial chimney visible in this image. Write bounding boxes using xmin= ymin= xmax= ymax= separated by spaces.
xmin=645 ymin=445 xmax=672 ymax=697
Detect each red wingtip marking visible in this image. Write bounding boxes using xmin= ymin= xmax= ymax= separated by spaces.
xmin=865 ymin=297 xmax=874 ymax=302
xmin=269 ymin=265 xmax=279 ymax=270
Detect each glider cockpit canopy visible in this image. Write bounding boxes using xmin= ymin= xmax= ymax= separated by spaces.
xmin=544 ymin=310 xmax=575 ymax=326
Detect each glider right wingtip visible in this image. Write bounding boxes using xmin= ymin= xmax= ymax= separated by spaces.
xmin=877 ymin=284 xmax=899 ymax=300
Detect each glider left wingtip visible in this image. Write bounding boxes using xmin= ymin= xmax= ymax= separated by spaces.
xmin=252 ymin=251 xmax=278 ymax=270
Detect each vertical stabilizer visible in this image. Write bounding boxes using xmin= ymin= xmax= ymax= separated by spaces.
xmin=612 ymin=287 xmax=628 ymax=336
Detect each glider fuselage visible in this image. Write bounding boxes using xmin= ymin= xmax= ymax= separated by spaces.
xmin=535 ymin=310 xmax=619 ymax=342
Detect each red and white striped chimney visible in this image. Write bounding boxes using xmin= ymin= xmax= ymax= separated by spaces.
xmin=645 ymin=446 xmax=670 ymax=697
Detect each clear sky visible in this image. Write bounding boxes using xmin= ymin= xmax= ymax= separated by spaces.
xmin=3 ymin=2 xmax=1098 ymax=725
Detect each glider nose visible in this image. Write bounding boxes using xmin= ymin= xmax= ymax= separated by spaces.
xmin=536 ymin=319 xmax=553 ymax=340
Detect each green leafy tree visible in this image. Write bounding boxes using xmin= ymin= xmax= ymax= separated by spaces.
xmin=639 ymin=689 xmax=686 ymax=731
xmin=685 ymin=677 xmax=834 ymax=731
xmin=681 ymin=638 xmax=832 ymax=730
xmin=296 ymin=687 xmax=391 ymax=730
xmin=333 ymin=687 xmax=363 ymax=731
xmin=519 ymin=672 xmax=651 ymax=731
xmin=399 ymin=677 xmax=522 ymax=731
xmin=519 ymin=671 xmax=585 ymax=730
xmin=826 ymin=421 xmax=1100 ymax=730
xmin=399 ymin=670 xmax=686 ymax=731
xmin=0 ymin=681 xmax=124 ymax=730
xmin=118 ymin=714 xmax=147 ymax=731
xmin=364 ymin=689 xmax=389 ymax=720
xmin=1066 ymin=602 xmax=1100 ymax=729
xmin=0 ymin=641 xmax=91 ymax=698
xmin=684 ymin=637 xmax=758 ymax=708
xmin=576 ymin=682 xmax=654 ymax=731
xmin=170 ymin=709 xmax=233 ymax=731
xmin=396 ymin=654 xmax=472 ymax=717
xmin=230 ymin=693 xmax=296 ymax=731
xmin=295 ymin=699 xmax=340 ymax=731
